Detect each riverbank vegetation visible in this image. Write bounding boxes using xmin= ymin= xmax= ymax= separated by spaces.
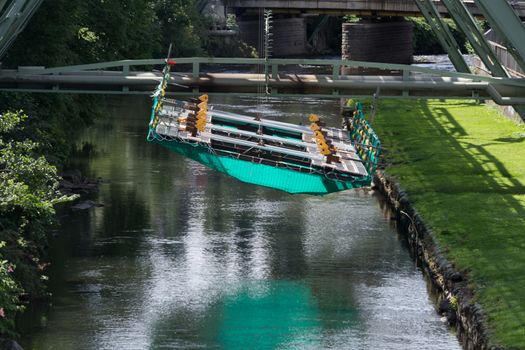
xmin=3 ymin=0 xmax=207 ymax=67
xmin=0 ymin=0 xmax=223 ymax=338
xmin=374 ymin=99 xmax=525 ymax=348
xmin=0 ymin=111 xmax=73 ymax=335
xmin=408 ymin=17 xmax=470 ymax=55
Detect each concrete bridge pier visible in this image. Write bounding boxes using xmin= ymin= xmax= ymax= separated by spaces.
xmin=342 ymin=18 xmax=413 ymax=73
xmin=237 ymin=16 xmax=307 ymax=57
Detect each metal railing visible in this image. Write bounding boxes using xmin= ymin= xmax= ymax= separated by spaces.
xmin=3 ymin=57 xmax=525 ymax=104
xmin=25 ymin=57 xmax=525 ymax=89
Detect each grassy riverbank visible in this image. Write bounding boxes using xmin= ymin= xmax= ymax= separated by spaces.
xmin=373 ymin=99 xmax=525 ymax=348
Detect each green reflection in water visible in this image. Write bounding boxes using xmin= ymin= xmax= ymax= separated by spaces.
xmin=211 ymin=281 xmax=323 ymax=350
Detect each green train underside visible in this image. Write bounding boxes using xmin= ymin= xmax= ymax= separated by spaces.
xmin=147 ymin=64 xmax=380 ymax=195
xmin=151 ymin=137 xmax=371 ymax=195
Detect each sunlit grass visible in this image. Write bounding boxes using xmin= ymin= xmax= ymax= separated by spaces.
xmin=374 ymin=99 xmax=525 ymax=348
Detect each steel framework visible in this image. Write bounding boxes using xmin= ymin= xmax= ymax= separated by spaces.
xmin=0 ymin=0 xmax=43 ymax=58
xmin=442 ymin=0 xmax=509 ymax=77
xmin=474 ymin=0 xmax=525 ymax=73
xmin=1 ymin=57 xmax=524 ymax=106
xmin=413 ymin=0 xmax=471 ymax=73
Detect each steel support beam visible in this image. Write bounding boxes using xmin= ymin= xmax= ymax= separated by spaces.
xmin=0 ymin=1 xmax=9 ymax=11
xmin=442 ymin=0 xmax=509 ymax=77
xmin=474 ymin=0 xmax=525 ymax=120
xmin=17 ymin=56 xmax=525 ymax=87
xmin=3 ymin=70 xmax=525 ymax=104
xmin=413 ymin=0 xmax=471 ymax=73
xmin=0 ymin=0 xmax=44 ymax=58
xmin=474 ymin=0 xmax=525 ymax=72
xmin=3 ymin=57 xmax=525 ymax=107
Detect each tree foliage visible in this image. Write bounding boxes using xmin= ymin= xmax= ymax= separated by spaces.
xmin=3 ymin=0 xmax=208 ymax=68
xmin=409 ymin=17 xmax=468 ymax=55
xmin=0 ymin=111 xmax=74 ymax=335
xmin=155 ymin=0 xmax=207 ymax=57
xmin=0 ymin=245 xmax=23 ymax=338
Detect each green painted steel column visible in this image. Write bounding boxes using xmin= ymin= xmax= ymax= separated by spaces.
xmin=413 ymin=0 xmax=471 ymax=73
xmin=474 ymin=0 xmax=525 ymax=121
xmin=0 ymin=0 xmax=9 ymax=11
xmin=0 ymin=0 xmax=44 ymax=58
xmin=441 ymin=0 xmax=508 ymax=77
xmin=474 ymin=0 xmax=525 ymax=73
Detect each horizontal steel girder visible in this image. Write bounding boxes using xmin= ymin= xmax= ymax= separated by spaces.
xmin=2 ymin=58 xmax=525 ymax=104
xmin=225 ymin=0 xmax=525 ymax=18
xmin=1 ymin=70 xmax=524 ymax=105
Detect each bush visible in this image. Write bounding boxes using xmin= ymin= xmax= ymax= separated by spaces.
xmin=0 ymin=244 xmax=23 ymax=338
xmin=0 ymin=111 xmax=74 ymax=336
xmin=409 ymin=17 xmax=468 ymax=55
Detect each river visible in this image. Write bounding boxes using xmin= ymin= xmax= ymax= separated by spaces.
xmin=18 ymin=96 xmax=461 ymax=350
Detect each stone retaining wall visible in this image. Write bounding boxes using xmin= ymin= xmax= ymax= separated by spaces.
xmin=374 ymin=171 xmax=500 ymax=350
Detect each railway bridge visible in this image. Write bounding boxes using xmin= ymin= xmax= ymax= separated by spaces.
xmin=226 ymin=0 xmax=525 ymax=17
xmin=224 ymin=0 xmax=525 ymax=72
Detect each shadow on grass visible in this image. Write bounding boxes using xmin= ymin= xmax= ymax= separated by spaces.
xmin=418 ymin=101 xmax=524 ymax=215
xmin=377 ymin=99 xmax=525 ymax=346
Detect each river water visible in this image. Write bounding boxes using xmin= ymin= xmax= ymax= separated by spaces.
xmin=19 ymin=96 xmax=461 ymax=350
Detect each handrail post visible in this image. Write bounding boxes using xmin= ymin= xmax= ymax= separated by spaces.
xmin=122 ymin=64 xmax=130 ymax=93
xmin=402 ymin=69 xmax=410 ymax=97
xmin=192 ymin=61 xmax=200 ymax=94
xmin=332 ymin=64 xmax=340 ymax=80
xmin=52 ymin=72 xmax=59 ymax=91
xmin=271 ymin=63 xmax=278 ymax=79
xmin=192 ymin=61 xmax=200 ymax=78
xmin=271 ymin=63 xmax=279 ymax=95
xmin=332 ymin=60 xmax=340 ymax=94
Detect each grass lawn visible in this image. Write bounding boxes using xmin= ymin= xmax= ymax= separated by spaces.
xmin=373 ymin=99 xmax=525 ymax=348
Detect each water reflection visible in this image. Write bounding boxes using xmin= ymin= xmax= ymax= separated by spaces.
xmin=19 ymin=96 xmax=460 ymax=350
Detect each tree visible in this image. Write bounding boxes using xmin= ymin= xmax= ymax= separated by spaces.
xmin=0 ymin=111 xmax=73 ymax=335
xmin=154 ymin=0 xmax=208 ymax=57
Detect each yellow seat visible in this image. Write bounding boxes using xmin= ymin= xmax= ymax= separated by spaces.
xmin=309 ymin=114 xmax=320 ymax=123
xmin=310 ymin=123 xmax=320 ymax=131
xmin=197 ymin=122 xmax=206 ymax=131
xmin=197 ymin=111 xmax=207 ymax=119
xmin=198 ymin=101 xmax=208 ymax=110
xmin=314 ymin=130 xmax=324 ymax=138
